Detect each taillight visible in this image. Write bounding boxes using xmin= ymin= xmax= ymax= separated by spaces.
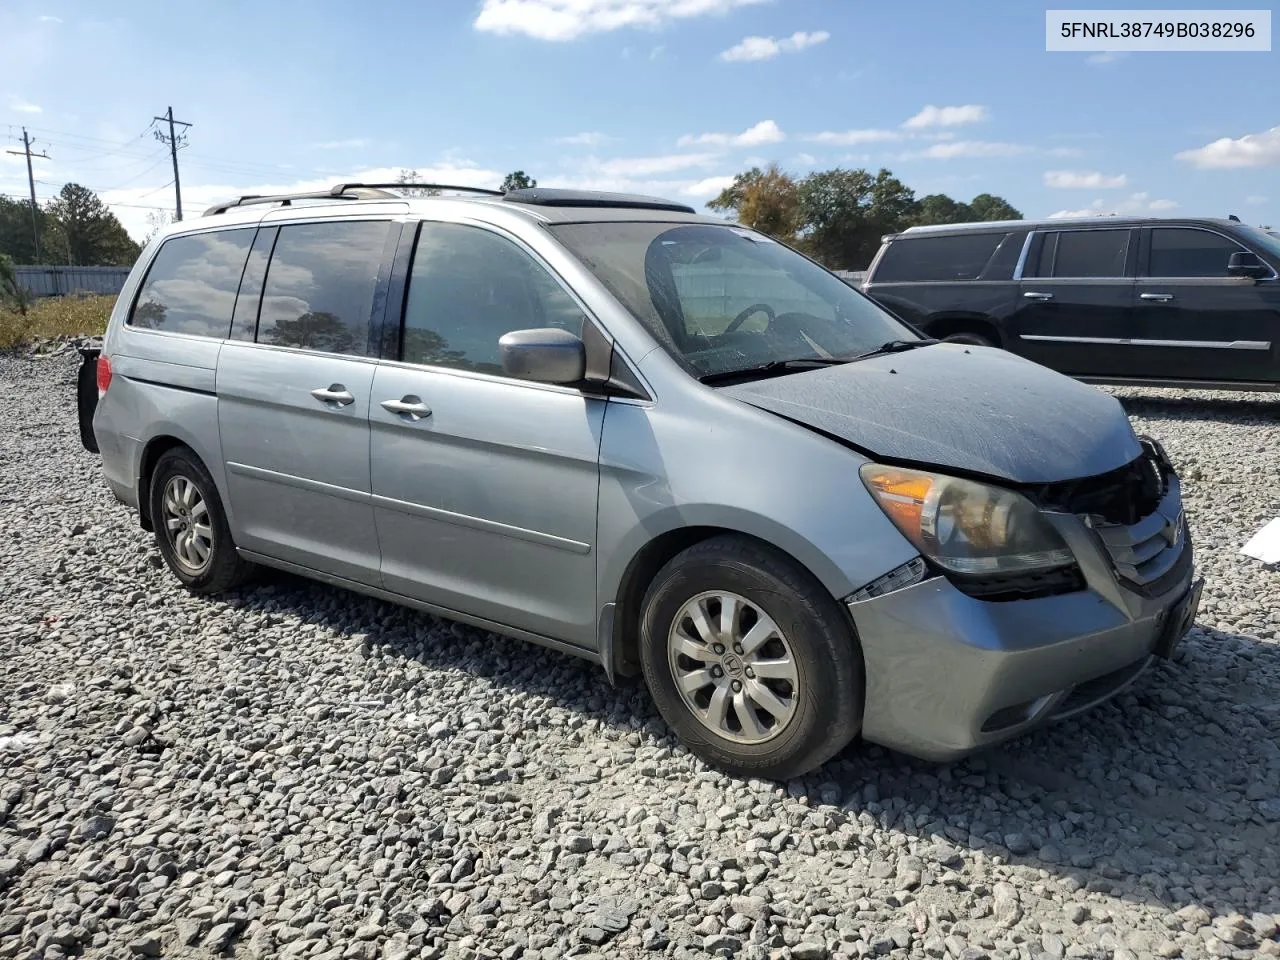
xmin=96 ymin=354 xmax=112 ymax=397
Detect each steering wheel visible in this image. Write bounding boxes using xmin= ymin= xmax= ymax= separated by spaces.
xmin=723 ymin=303 xmax=776 ymax=335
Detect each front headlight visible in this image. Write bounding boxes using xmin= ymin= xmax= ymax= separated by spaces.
xmin=860 ymin=464 xmax=1074 ymax=576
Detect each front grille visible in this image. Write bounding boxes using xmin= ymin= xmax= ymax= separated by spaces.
xmin=1030 ymin=437 xmax=1190 ymax=598
xmin=1030 ymin=437 xmax=1167 ymax=525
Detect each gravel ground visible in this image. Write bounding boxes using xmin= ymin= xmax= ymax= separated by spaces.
xmin=1 ymin=351 xmax=1278 ymax=960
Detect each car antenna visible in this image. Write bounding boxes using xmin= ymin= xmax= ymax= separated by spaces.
xmin=1228 ymin=214 xmax=1241 ymax=222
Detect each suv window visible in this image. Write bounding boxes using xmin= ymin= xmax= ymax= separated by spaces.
xmin=257 ymin=220 xmax=390 ymax=357
xmin=401 ymin=222 xmax=584 ymax=376
xmin=1034 ymin=229 xmax=1129 ymax=278
xmin=1148 ymin=228 xmax=1245 ymax=277
xmin=129 ymin=228 xmax=255 ymax=337
xmin=873 ymin=233 xmax=1006 ymax=282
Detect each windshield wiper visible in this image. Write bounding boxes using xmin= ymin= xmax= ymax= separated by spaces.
xmin=848 ymin=338 xmax=938 ymax=362
xmin=698 ymin=356 xmax=850 ymax=385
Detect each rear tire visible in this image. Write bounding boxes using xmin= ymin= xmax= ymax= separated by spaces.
xmin=943 ymin=331 xmax=995 ymax=347
xmin=149 ymin=447 xmax=253 ymax=594
xmin=639 ymin=535 xmax=863 ymax=780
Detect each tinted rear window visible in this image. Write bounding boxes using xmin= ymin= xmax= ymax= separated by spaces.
xmin=872 ymin=233 xmax=1007 ymax=282
xmin=1148 ymin=228 xmax=1244 ymax=277
xmin=1033 ymin=229 xmax=1129 ymax=278
xmin=129 ymin=229 xmax=255 ymax=337
xmin=257 ymin=220 xmax=390 ymax=357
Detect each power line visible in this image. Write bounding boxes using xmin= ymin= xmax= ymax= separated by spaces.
xmin=153 ymin=106 xmax=191 ymax=221
xmin=4 ymin=128 xmax=50 ymax=261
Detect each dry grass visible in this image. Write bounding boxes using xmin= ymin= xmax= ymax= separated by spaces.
xmin=0 ymin=294 xmax=116 ymax=351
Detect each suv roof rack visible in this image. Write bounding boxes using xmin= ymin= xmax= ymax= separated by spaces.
xmin=202 ymin=181 xmax=504 ymax=217
xmin=502 ymin=187 xmax=696 ymax=214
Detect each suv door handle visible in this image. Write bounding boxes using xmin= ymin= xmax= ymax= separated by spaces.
xmin=1140 ymin=292 xmax=1175 ymax=302
xmin=1023 ymin=291 xmax=1054 ymax=301
xmin=311 ymin=384 xmax=355 ymax=406
xmin=380 ymin=396 xmax=432 ymax=420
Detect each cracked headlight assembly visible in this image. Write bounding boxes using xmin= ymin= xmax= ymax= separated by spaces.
xmin=860 ymin=464 xmax=1074 ymax=576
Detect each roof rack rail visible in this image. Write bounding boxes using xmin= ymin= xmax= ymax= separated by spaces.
xmin=202 ymin=181 xmax=505 ymax=217
xmin=502 ymin=187 xmax=696 ymax=214
xmin=330 ymin=182 xmax=505 ymax=197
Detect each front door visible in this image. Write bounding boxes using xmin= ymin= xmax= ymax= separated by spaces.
xmin=369 ymin=220 xmax=605 ymax=647
xmin=1128 ymin=226 xmax=1280 ymax=383
xmin=217 ymin=218 xmax=394 ymax=586
xmin=1013 ymin=227 xmax=1137 ymax=377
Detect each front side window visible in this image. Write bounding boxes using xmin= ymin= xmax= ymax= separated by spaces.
xmin=1036 ymin=229 xmax=1130 ymax=278
xmin=129 ymin=229 xmax=254 ymax=337
xmin=548 ymin=222 xmax=909 ymax=379
xmin=257 ymin=220 xmax=390 ymax=357
xmin=400 ymin=222 xmax=584 ymax=376
xmin=1148 ymin=228 xmax=1245 ymax=278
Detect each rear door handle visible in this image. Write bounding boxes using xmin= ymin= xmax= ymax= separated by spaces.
xmin=1023 ymin=291 xmax=1054 ymax=301
xmin=380 ymin=396 xmax=432 ymax=421
xmin=1140 ymin=292 xmax=1175 ymax=302
xmin=311 ymin=384 xmax=355 ymax=406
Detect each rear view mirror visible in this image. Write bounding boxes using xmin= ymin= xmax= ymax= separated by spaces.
xmin=1228 ymin=250 xmax=1270 ymax=279
xmin=499 ymin=328 xmax=586 ymax=384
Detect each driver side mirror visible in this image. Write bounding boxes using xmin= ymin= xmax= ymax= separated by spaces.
xmin=1228 ymin=250 xmax=1270 ymax=279
xmin=499 ymin=328 xmax=586 ymax=384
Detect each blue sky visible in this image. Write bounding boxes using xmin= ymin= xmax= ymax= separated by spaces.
xmin=1 ymin=0 xmax=1276 ymax=240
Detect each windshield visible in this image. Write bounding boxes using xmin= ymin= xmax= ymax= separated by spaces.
xmin=1237 ymin=225 xmax=1280 ymax=261
xmin=548 ymin=221 xmax=914 ymax=378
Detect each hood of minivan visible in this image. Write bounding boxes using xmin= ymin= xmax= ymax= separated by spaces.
xmin=720 ymin=344 xmax=1142 ymax=484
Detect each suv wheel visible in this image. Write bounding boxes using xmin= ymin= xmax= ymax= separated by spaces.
xmin=639 ymin=535 xmax=863 ymax=779
xmin=943 ymin=331 xmax=994 ymax=347
xmin=150 ymin=447 xmax=253 ymax=594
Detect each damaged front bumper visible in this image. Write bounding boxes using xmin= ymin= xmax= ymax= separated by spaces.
xmin=847 ymin=479 xmax=1199 ymax=762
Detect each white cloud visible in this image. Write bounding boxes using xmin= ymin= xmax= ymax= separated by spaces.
xmin=586 ymin=153 xmax=721 ymax=177
xmin=1176 ymin=126 xmax=1280 ymax=169
xmin=311 ymin=138 xmax=368 ymax=150
xmin=1048 ymin=191 xmax=1178 ymax=218
xmin=7 ymin=95 xmax=42 ymax=114
xmin=906 ymin=140 xmax=1033 ymax=160
xmin=556 ymin=131 xmax=614 ymax=147
xmin=681 ymin=175 xmax=736 ymax=196
xmin=38 ymin=14 xmax=62 ymax=22
xmin=473 ymin=0 xmax=769 ymax=41
xmin=793 ymin=152 xmax=817 ymax=166
xmin=803 ymin=128 xmax=900 ymax=146
xmin=1247 ymin=195 xmax=1269 ymax=205
xmin=902 ymin=104 xmax=988 ymax=129
xmin=678 ymin=120 xmax=784 ymax=148
xmin=1086 ymin=51 xmax=1127 ymax=65
xmin=719 ymin=30 xmax=830 ymax=61
xmin=1043 ymin=170 xmax=1128 ymax=189
xmin=650 ymin=44 xmax=664 ymax=59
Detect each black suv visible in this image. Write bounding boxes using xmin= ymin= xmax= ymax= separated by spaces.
xmin=862 ymin=217 xmax=1280 ymax=390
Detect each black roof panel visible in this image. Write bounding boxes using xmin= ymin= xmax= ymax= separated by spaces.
xmin=502 ymin=187 xmax=696 ymax=214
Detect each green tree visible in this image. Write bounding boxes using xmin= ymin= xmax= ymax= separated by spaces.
xmin=967 ymin=193 xmax=1023 ymax=221
xmin=797 ymin=168 xmax=915 ymax=270
xmin=0 ymin=196 xmax=52 ymax=263
xmin=43 ymin=184 xmax=140 ymax=266
xmin=707 ymin=165 xmax=801 ymax=245
xmin=266 ymin=311 xmax=354 ymax=354
xmin=501 ymin=170 xmax=537 ymax=192
xmin=912 ymin=193 xmax=975 ymax=226
xmin=394 ymin=169 xmax=441 ymax=198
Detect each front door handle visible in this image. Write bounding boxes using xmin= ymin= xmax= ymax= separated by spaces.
xmin=1023 ymin=291 xmax=1055 ymax=301
xmin=1140 ymin=292 xmax=1175 ymax=302
xmin=380 ymin=396 xmax=432 ymax=421
xmin=311 ymin=384 xmax=355 ymax=406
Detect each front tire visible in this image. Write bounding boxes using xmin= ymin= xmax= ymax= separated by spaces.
xmin=149 ymin=447 xmax=253 ymax=594
xmin=943 ymin=331 xmax=994 ymax=347
xmin=639 ymin=535 xmax=863 ymax=780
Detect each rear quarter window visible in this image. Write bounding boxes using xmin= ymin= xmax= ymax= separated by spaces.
xmin=872 ymin=233 xmax=1008 ymax=282
xmin=128 ymin=229 xmax=256 ymax=337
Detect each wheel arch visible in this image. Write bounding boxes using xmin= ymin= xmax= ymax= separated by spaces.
xmin=135 ymin=431 xmax=224 ymax=532
xmin=922 ymin=312 xmax=1004 ymax=347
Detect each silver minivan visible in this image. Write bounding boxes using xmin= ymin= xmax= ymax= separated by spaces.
xmin=79 ymin=184 xmax=1202 ymax=779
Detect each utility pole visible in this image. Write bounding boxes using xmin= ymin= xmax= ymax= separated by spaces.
xmin=153 ymin=106 xmax=191 ymax=221
xmin=4 ymin=128 xmax=50 ymax=262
